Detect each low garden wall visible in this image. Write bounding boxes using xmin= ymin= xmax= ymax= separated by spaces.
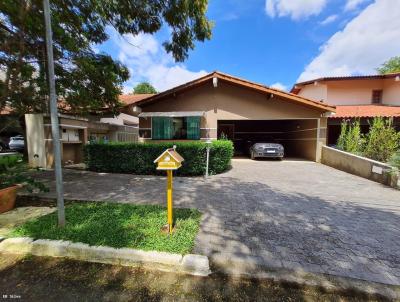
xmin=83 ymin=140 xmax=234 ymax=176
xmin=321 ymin=146 xmax=399 ymax=189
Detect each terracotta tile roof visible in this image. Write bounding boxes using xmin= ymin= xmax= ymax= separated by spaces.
xmin=291 ymin=72 xmax=400 ymax=93
xmin=332 ymin=105 xmax=400 ymax=118
xmin=135 ymin=71 xmax=335 ymax=112
xmin=119 ymin=94 xmax=155 ymax=106
xmin=0 ymin=106 xmax=11 ymax=115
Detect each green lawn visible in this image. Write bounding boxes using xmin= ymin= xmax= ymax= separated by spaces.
xmin=10 ymin=202 xmax=201 ymax=254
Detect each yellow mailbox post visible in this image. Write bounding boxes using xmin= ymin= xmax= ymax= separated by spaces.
xmin=154 ymin=148 xmax=184 ymax=234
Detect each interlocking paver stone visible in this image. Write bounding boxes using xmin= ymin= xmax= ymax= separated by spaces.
xmin=29 ymin=159 xmax=400 ymax=285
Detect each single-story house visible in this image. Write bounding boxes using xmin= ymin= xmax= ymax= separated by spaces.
xmin=134 ymin=71 xmax=335 ymax=162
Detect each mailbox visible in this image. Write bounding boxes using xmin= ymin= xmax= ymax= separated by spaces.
xmin=154 ymin=148 xmax=184 ymax=170
xmin=154 ymin=148 xmax=184 ymax=234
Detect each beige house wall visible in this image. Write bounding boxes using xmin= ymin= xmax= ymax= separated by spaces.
xmin=327 ymin=79 xmax=383 ymax=105
xmin=383 ymin=79 xmax=400 ymax=105
xmin=297 ymin=83 xmax=327 ymax=102
xmin=298 ymin=78 xmax=400 ymax=106
xmin=140 ymin=81 xmax=323 ymax=132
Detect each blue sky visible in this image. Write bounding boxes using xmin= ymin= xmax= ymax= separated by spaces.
xmin=97 ymin=0 xmax=400 ymax=93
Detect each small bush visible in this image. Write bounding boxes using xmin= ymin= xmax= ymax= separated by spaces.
xmin=0 ymin=154 xmax=47 ymax=192
xmin=84 ymin=140 xmax=234 ymax=176
xmin=336 ymin=120 xmax=364 ymax=155
xmin=389 ymin=150 xmax=400 ymax=171
xmin=363 ymin=117 xmax=400 ymax=162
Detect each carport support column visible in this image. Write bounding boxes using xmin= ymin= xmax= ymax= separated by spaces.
xmin=316 ymin=118 xmax=322 ymax=162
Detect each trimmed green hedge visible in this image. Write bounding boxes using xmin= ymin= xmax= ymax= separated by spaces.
xmin=84 ymin=140 xmax=234 ymax=176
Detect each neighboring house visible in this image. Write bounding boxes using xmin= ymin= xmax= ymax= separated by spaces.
xmin=134 ymin=71 xmax=335 ymax=162
xmin=100 ymin=94 xmax=155 ymax=127
xmin=23 ymin=95 xmax=149 ymax=169
xmin=291 ymin=73 xmax=400 ymax=144
xmin=25 ymin=113 xmax=139 ymax=169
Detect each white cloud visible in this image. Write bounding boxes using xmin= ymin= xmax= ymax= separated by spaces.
xmin=265 ymin=0 xmax=327 ymax=20
xmin=270 ymin=82 xmax=288 ymax=91
xmin=111 ymin=29 xmax=208 ymax=92
xmin=320 ymin=14 xmax=338 ymax=26
xmin=344 ymin=0 xmax=368 ymax=11
xmin=298 ymin=0 xmax=400 ymax=82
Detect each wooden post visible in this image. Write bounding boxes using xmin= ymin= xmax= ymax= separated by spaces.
xmin=167 ymin=170 xmax=173 ymax=233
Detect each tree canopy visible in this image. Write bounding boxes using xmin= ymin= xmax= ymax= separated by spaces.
xmin=377 ymin=56 xmax=400 ymax=74
xmin=0 ymin=0 xmax=212 ymax=115
xmin=133 ymin=82 xmax=157 ymax=94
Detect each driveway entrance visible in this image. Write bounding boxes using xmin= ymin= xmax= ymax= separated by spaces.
xmin=31 ymin=159 xmax=400 ymax=285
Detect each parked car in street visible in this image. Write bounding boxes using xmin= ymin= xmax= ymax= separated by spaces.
xmin=249 ymin=141 xmax=284 ymax=160
xmin=8 ymin=135 xmax=25 ymax=151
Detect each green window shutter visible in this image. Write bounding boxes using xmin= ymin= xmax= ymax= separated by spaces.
xmin=152 ymin=117 xmax=173 ymax=139
xmin=186 ymin=116 xmax=200 ymax=140
xmin=165 ymin=117 xmax=173 ymax=139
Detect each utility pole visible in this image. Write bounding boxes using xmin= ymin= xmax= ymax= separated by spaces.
xmin=43 ymin=0 xmax=65 ymax=227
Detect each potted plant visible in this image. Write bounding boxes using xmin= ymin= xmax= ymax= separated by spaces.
xmin=0 ymin=154 xmax=47 ymax=213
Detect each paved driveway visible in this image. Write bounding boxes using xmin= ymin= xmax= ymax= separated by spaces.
xmin=31 ymin=159 xmax=400 ymax=285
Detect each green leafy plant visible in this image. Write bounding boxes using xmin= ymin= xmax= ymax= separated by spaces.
xmin=389 ymin=151 xmax=400 ymax=171
xmin=133 ymin=82 xmax=157 ymax=94
xmin=377 ymin=56 xmax=400 ymax=74
xmin=336 ymin=120 xmax=364 ymax=154
xmin=336 ymin=121 xmax=347 ymax=151
xmin=0 ymin=154 xmax=48 ymax=192
xmin=363 ymin=117 xmax=400 ymax=162
xmin=0 ymin=0 xmax=212 ymax=115
xmin=84 ymin=140 xmax=234 ymax=176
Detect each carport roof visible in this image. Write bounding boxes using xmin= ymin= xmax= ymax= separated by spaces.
xmin=134 ymin=71 xmax=336 ymax=113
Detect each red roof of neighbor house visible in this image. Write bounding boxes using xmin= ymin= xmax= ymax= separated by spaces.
xmin=332 ymin=105 xmax=400 ymax=118
xmin=0 ymin=106 xmax=12 ymax=115
xmin=291 ymin=72 xmax=400 ymax=94
xmin=119 ymin=94 xmax=155 ymax=106
xmin=135 ymin=71 xmax=335 ymax=112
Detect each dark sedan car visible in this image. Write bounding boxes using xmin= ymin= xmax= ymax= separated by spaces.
xmin=249 ymin=142 xmax=284 ymax=160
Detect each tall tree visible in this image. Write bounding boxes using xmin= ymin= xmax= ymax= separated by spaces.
xmin=0 ymin=0 xmax=212 ymax=115
xmin=133 ymin=82 xmax=157 ymax=94
xmin=377 ymin=56 xmax=400 ymax=74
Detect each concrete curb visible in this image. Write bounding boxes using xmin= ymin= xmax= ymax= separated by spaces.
xmin=210 ymin=253 xmax=400 ymax=301
xmin=0 ymin=237 xmax=210 ymax=277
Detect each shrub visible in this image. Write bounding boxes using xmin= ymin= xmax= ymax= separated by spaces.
xmin=389 ymin=150 xmax=400 ymax=171
xmin=336 ymin=121 xmax=347 ymax=151
xmin=0 ymin=154 xmax=47 ymax=192
xmin=336 ymin=120 xmax=364 ymax=154
xmin=363 ymin=117 xmax=400 ymax=162
xmin=84 ymin=140 xmax=234 ymax=176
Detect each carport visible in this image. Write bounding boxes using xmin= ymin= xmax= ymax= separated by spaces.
xmin=218 ymin=119 xmax=318 ymax=160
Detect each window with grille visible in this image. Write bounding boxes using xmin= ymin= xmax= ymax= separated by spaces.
xmin=372 ymin=90 xmax=383 ymax=104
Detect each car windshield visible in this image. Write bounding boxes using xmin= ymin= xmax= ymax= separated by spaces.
xmin=11 ymin=137 xmax=23 ymax=141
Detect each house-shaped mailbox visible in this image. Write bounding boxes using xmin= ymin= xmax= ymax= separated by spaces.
xmin=154 ymin=148 xmax=184 ymax=170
